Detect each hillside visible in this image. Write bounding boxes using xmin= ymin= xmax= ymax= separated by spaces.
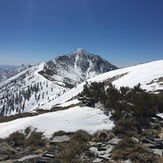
xmin=0 ymin=49 xmax=117 ymax=116
xmin=0 ymin=64 xmax=31 ymax=82
xmin=0 ymin=60 xmax=163 ymax=138
xmin=41 ymin=60 xmax=163 ymax=110
xmin=0 ymin=60 xmax=163 ymax=163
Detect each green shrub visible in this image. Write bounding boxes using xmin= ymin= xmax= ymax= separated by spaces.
xmin=78 ymin=81 xmax=106 ymax=107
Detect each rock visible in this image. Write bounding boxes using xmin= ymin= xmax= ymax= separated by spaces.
xmin=154 ymin=138 xmax=163 ymax=148
xmin=89 ymin=147 xmax=98 ymax=157
xmin=96 ymin=142 xmax=111 ymax=151
xmin=0 ymin=155 xmax=10 ymax=161
xmin=42 ymin=152 xmax=55 ymax=158
xmin=143 ymin=148 xmax=153 ymax=153
xmin=132 ymin=137 xmax=139 ymax=143
xmin=141 ymin=137 xmax=154 ymax=144
xmin=153 ymin=149 xmax=162 ymax=156
xmin=0 ymin=142 xmax=17 ymax=155
xmin=89 ymin=141 xmax=97 ymax=146
xmin=124 ymin=159 xmax=132 ymax=163
xmin=98 ymin=146 xmax=114 ymax=160
xmin=93 ymin=158 xmax=103 ymax=163
xmin=50 ymin=135 xmax=71 ymax=143
xmin=105 ymin=145 xmax=114 ymax=154
xmin=35 ymin=159 xmax=49 ymax=163
xmin=143 ymin=143 xmax=155 ymax=148
xmin=160 ymin=121 xmax=163 ymax=127
xmin=15 ymin=154 xmax=41 ymax=162
xmin=107 ymin=137 xmax=121 ymax=145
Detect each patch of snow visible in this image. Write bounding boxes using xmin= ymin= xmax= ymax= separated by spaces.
xmin=0 ymin=106 xmax=114 ymax=138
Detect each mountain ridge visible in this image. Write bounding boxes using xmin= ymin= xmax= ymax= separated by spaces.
xmin=0 ymin=59 xmax=163 ymax=139
xmin=0 ymin=49 xmax=117 ymax=116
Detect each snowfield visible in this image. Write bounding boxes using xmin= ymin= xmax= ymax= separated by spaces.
xmin=0 ymin=106 xmax=114 ymax=138
xmin=42 ymin=60 xmax=163 ymax=110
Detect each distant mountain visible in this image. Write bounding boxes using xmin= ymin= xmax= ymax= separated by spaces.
xmin=0 ymin=60 xmax=163 ymax=139
xmin=41 ymin=48 xmax=117 ymax=86
xmin=0 ymin=48 xmax=117 ymax=116
xmin=0 ymin=65 xmax=18 ymax=69
xmin=40 ymin=60 xmax=163 ymax=110
xmin=0 ymin=65 xmax=31 ymax=83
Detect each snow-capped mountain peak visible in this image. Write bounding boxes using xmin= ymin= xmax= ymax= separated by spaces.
xmin=45 ymin=49 xmax=117 ymax=85
xmin=74 ymin=48 xmax=85 ymax=53
xmin=0 ymin=49 xmax=117 ymax=116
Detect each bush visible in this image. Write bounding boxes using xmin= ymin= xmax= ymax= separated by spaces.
xmin=142 ymin=129 xmax=159 ymax=141
xmin=112 ymin=137 xmax=160 ymax=162
xmin=94 ymin=130 xmax=108 ymax=142
xmin=24 ymin=131 xmax=46 ymax=147
xmin=57 ymin=139 xmax=83 ymax=162
xmin=56 ymin=130 xmax=90 ymax=163
xmin=24 ymin=126 xmax=32 ymax=136
xmin=112 ymin=137 xmax=141 ymax=161
xmin=112 ymin=117 xmax=140 ymax=137
xmin=78 ymin=81 xmax=107 ymax=107
xmin=53 ymin=130 xmax=72 ymax=137
xmin=73 ymin=130 xmax=90 ymax=143
xmin=6 ymin=131 xmax=25 ymax=147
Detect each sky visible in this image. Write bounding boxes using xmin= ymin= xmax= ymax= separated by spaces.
xmin=0 ymin=0 xmax=163 ymax=68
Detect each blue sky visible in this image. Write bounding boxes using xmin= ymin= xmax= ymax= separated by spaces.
xmin=0 ymin=0 xmax=163 ymax=67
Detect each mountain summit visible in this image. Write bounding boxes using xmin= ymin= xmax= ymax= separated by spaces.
xmin=0 ymin=49 xmax=117 ymax=116
xmin=44 ymin=48 xmax=117 ymax=85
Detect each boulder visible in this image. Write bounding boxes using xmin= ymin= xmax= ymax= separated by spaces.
xmin=50 ymin=135 xmax=71 ymax=143
xmin=153 ymin=149 xmax=162 ymax=156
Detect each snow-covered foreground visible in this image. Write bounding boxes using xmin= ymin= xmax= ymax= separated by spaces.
xmin=0 ymin=106 xmax=114 ymax=139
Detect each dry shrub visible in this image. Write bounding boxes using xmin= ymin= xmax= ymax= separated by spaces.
xmin=24 ymin=131 xmax=46 ymax=148
xmin=5 ymin=131 xmax=25 ymax=147
xmin=112 ymin=137 xmax=159 ymax=162
xmin=73 ymin=130 xmax=90 ymax=142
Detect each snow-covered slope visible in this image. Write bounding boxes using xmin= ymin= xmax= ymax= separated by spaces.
xmin=43 ymin=48 xmax=117 ymax=85
xmin=0 ymin=106 xmax=114 ymax=138
xmin=0 ymin=49 xmax=116 ymax=116
xmin=0 ymin=64 xmax=31 ymax=82
xmin=42 ymin=60 xmax=163 ymax=110
xmin=0 ymin=61 xmax=74 ymax=116
xmin=0 ymin=60 xmax=162 ymax=139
